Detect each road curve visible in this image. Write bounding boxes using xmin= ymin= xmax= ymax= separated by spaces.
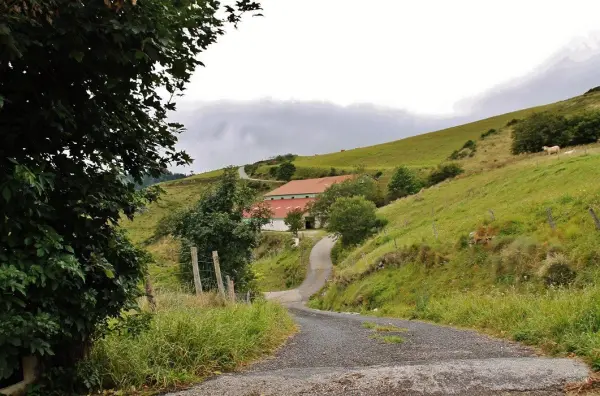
xmin=238 ymin=165 xmax=277 ymax=182
xmin=172 ymin=236 xmax=590 ymax=395
xmin=264 ymin=236 xmax=334 ymax=304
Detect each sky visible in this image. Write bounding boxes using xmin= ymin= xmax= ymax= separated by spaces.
xmin=172 ymin=0 xmax=600 ymax=173
xmin=179 ymin=0 xmax=600 ymax=115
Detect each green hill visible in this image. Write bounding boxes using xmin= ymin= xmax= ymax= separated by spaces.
xmin=127 ymin=90 xmax=600 ymax=358
xmin=306 ymin=93 xmax=600 ymax=369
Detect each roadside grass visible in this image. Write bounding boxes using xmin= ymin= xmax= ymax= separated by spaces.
xmin=85 ymin=292 xmax=296 ymax=394
xmin=252 ymin=233 xmax=323 ymax=291
xmin=362 ymin=321 xmax=376 ymax=329
xmin=369 ymin=334 xmax=405 ymax=344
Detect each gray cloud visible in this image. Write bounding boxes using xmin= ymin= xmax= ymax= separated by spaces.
xmin=172 ymin=37 xmax=600 ymax=173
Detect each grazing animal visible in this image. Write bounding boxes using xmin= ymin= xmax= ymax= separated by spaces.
xmin=542 ymin=145 xmax=560 ymax=155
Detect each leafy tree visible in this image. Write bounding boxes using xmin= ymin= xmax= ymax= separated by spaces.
xmin=309 ymin=175 xmax=383 ymax=225
xmin=0 ymin=0 xmax=260 ymax=387
xmin=388 ymin=166 xmax=421 ymax=200
xmin=511 ymin=113 xmax=570 ymax=154
xmin=427 ymin=163 xmax=464 ymax=185
xmin=173 ymin=169 xmax=271 ymax=291
xmin=568 ymin=111 xmax=600 ymax=145
xmin=512 ymin=111 xmax=600 ymax=154
xmin=284 ymin=208 xmax=305 ymax=236
xmin=327 ymin=197 xmax=387 ymax=246
xmin=268 ymin=166 xmax=279 ymax=178
xmin=276 ymin=162 xmax=296 ymax=181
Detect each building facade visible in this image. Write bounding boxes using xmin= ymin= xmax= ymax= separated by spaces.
xmin=245 ymin=175 xmax=353 ymax=232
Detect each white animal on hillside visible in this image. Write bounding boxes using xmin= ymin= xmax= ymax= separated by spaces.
xmin=542 ymin=145 xmax=560 ymax=155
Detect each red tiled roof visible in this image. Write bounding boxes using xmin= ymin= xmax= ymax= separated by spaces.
xmin=265 ymin=175 xmax=354 ymax=196
xmin=244 ymin=198 xmax=315 ymax=219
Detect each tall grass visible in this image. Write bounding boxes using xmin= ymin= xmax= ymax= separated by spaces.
xmin=418 ymin=287 xmax=600 ymax=369
xmin=86 ymin=292 xmax=295 ymax=393
xmin=252 ymin=233 xmax=324 ymax=291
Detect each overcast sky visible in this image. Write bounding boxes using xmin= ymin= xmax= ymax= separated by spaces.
xmin=172 ymin=0 xmax=600 ymax=172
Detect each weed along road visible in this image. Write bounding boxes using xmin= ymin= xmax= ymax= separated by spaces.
xmin=173 ymin=237 xmax=589 ymax=396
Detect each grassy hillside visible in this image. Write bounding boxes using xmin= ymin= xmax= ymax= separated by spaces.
xmin=122 ymin=171 xmax=283 ymax=289
xmin=310 ymin=142 xmax=600 ymax=368
xmin=252 ymin=232 xmax=325 ymax=291
xmin=291 ymin=92 xmax=600 ymax=174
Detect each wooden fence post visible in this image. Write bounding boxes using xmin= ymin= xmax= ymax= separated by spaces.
xmin=488 ymin=209 xmax=496 ymax=221
xmin=212 ymin=250 xmax=225 ymax=297
xmin=546 ymin=207 xmax=556 ymax=230
xmin=394 ymin=238 xmax=398 ymax=250
xmin=589 ymin=207 xmax=600 ymax=230
xmin=226 ymin=275 xmax=235 ymax=302
xmin=190 ymin=247 xmax=203 ymax=296
xmin=246 ymin=291 xmax=251 ymax=304
xmin=144 ymin=275 xmax=156 ymax=312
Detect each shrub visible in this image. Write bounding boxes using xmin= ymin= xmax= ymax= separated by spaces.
xmin=506 ymin=118 xmax=520 ymax=127
xmin=387 ymin=166 xmax=422 ymax=200
xmin=174 ymin=169 xmax=271 ymax=291
xmin=284 ymin=208 xmax=305 ymax=235
xmin=310 ymin=175 xmax=383 ymax=224
xmin=511 ymin=111 xmax=600 ymax=154
xmin=427 ymin=163 xmax=464 ymax=185
xmin=327 ymin=196 xmax=388 ymax=246
xmin=276 ymin=162 xmax=296 ymax=181
xmin=254 ymin=233 xmax=293 ymax=260
xmin=538 ymin=254 xmax=576 ymax=287
xmin=268 ymin=166 xmax=279 ymax=178
xmin=480 ymin=128 xmax=498 ymax=139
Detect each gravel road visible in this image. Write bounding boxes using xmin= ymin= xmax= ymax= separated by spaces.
xmin=171 ymin=237 xmax=590 ymax=395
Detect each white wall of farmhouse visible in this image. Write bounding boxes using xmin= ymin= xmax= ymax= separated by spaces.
xmin=261 ymin=219 xmax=289 ymax=231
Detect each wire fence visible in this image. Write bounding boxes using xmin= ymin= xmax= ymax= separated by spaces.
xmin=158 ymin=250 xmax=255 ymax=303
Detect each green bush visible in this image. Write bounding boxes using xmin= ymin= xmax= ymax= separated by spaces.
xmin=427 ymin=163 xmax=464 ymax=185
xmin=538 ymin=254 xmax=576 ymax=287
xmin=85 ymin=293 xmax=295 ymax=393
xmin=480 ymin=128 xmax=498 ymax=139
xmin=327 ymin=196 xmax=388 ymax=246
xmin=276 ymin=162 xmax=296 ymax=181
xmin=387 ymin=166 xmax=422 ymax=200
xmin=511 ymin=111 xmax=600 ymax=154
xmin=310 ymin=175 xmax=384 ymax=224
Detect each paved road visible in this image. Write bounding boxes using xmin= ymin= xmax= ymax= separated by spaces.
xmin=238 ymin=165 xmax=277 ymax=182
xmin=172 ymin=237 xmax=590 ymax=395
xmin=264 ymin=236 xmax=334 ymax=303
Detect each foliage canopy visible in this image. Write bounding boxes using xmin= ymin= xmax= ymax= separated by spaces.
xmin=284 ymin=208 xmax=305 ymax=235
xmin=511 ymin=111 xmax=600 ymax=154
xmin=387 ymin=166 xmax=421 ymax=200
xmin=173 ymin=169 xmax=271 ymax=291
xmin=327 ymin=196 xmax=387 ymax=246
xmin=309 ymin=175 xmax=383 ymax=225
xmin=0 ymin=0 xmax=260 ymax=386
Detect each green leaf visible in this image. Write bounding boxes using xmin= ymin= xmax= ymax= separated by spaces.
xmin=104 ymin=269 xmax=115 ymax=279
xmin=135 ymin=50 xmax=146 ymax=60
xmin=2 ymin=186 xmax=10 ymax=202
xmin=69 ymin=51 xmax=84 ymax=62
xmin=36 ymin=248 xmax=45 ymax=257
xmin=0 ymin=95 xmax=4 ymax=109
xmin=65 ymin=245 xmax=74 ymax=254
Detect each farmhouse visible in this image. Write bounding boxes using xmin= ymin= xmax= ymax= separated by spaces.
xmin=246 ymin=175 xmax=353 ymax=231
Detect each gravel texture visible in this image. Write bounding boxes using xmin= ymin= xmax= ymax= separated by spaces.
xmin=170 ymin=236 xmax=590 ymax=395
